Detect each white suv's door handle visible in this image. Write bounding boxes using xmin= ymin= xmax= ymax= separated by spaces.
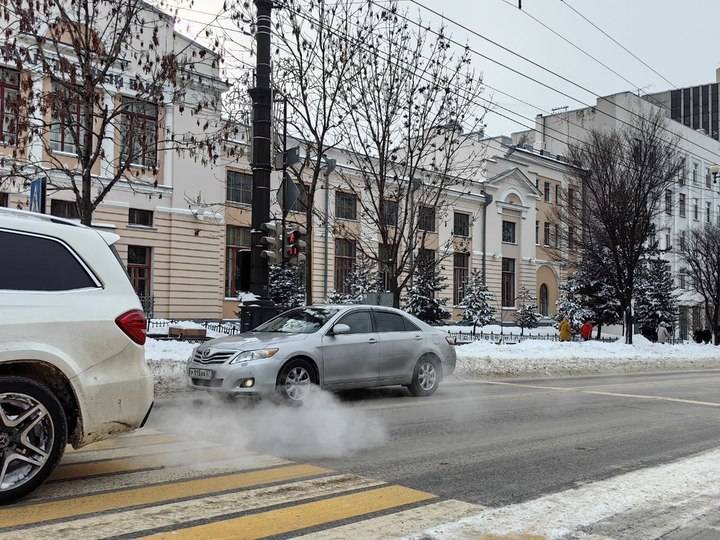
xmin=368 ymin=338 xmax=377 ymax=344
xmin=414 ymin=335 xmax=423 ymax=340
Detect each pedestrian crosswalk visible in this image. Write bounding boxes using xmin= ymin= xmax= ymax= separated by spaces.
xmin=0 ymin=427 xmax=481 ymax=539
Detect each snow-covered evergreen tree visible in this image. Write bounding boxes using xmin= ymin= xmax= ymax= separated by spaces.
xmin=460 ymin=269 xmax=495 ymax=334
xmin=269 ymin=264 xmax=306 ymax=308
xmin=634 ymin=257 xmax=678 ymax=337
xmin=326 ymin=252 xmax=381 ymax=304
xmin=573 ymin=259 xmax=622 ymax=339
xmin=403 ymin=258 xmax=449 ymax=323
xmin=556 ymin=277 xmax=593 ymax=332
xmin=514 ymin=286 xmax=541 ymax=336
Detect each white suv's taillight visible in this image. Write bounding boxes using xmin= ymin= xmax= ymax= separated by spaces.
xmin=116 ymin=309 xmax=147 ymax=345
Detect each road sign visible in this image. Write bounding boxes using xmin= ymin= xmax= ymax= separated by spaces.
xmin=278 ymin=174 xmax=301 ymax=217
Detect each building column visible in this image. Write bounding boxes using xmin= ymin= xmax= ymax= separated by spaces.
xmin=163 ymin=103 xmax=174 ymax=187
xmin=100 ymin=93 xmax=115 ymax=179
xmin=28 ymin=75 xmax=44 ymax=164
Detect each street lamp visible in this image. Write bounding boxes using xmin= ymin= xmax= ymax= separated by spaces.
xmin=709 ymin=164 xmax=720 ymax=183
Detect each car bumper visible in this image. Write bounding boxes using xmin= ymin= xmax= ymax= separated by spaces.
xmin=71 ymin=343 xmax=154 ymax=447
xmin=186 ymin=357 xmax=281 ymax=396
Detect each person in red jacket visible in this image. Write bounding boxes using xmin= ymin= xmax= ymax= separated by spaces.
xmin=580 ymin=320 xmax=593 ymax=341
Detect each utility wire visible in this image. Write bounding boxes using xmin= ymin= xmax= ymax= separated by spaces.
xmin=559 ymin=0 xmax=677 ymax=89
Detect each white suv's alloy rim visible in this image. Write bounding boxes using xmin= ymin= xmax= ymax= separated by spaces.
xmin=0 ymin=393 xmax=54 ymax=492
xmin=418 ymin=362 xmax=437 ymax=391
xmin=285 ymin=367 xmax=311 ymax=401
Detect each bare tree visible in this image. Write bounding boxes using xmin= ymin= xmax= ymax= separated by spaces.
xmin=680 ymin=225 xmax=720 ymax=345
xmin=335 ymin=3 xmax=487 ymax=307
xmin=0 ymin=0 xmax=227 ymax=225
xmin=558 ymin=112 xmax=683 ymax=343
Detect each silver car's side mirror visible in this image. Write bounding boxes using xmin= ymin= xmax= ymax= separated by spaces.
xmin=332 ymin=323 xmax=350 ymax=335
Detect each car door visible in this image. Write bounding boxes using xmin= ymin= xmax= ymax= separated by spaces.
xmin=373 ymin=310 xmax=423 ymax=384
xmin=321 ymin=310 xmax=381 ymax=388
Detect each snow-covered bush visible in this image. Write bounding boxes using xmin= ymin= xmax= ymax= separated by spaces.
xmin=514 ymin=286 xmax=540 ymax=336
xmin=460 ymin=269 xmax=495 ymax=334
xmin=404 ymin=258 xmax=449 ymax=323
xmin=269 ymin=264 xmax=306 ymax=308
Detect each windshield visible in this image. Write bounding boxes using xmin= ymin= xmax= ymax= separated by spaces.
xmin=254 ymin=307 xmax=339 ymax=334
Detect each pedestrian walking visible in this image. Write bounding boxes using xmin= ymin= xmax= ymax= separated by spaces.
xmin=559 ymin=317 xmax=572 ymax=342
xmin=657 ymin=324 xmax=670 ymax=344
xmin=580 ymin=320 xmax=593 ymax=341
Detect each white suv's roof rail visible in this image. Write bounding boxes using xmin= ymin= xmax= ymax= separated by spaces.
xmin=0 ymin=206 xmax=81 ymax=228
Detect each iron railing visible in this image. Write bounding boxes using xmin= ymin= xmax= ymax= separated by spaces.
xmin=447 ymin=330 xmax=620 ymax=344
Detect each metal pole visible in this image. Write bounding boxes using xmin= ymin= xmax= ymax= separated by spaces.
xmin=281 ymin=95 xmax=288 ymax=266
xmin=249 ymin=0 xmax=274 ymax=298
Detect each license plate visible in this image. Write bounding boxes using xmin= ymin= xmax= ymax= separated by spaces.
xmin=188 ymin=368 xmax=213 ymax=379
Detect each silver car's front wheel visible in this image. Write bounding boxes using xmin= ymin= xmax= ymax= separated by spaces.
xmin=277 ymin=360 xmax=317 ymax=403
xmin=0 ymin=378 xmax=67 ymax=503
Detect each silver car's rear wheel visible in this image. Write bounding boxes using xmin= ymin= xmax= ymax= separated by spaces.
xmin=277 ymin=360 xmax=317 ymax=404
xmin=408 ymin=356 xmax=441 ymax=397
xmin=0 ymin=378 xmax=66 ymax=504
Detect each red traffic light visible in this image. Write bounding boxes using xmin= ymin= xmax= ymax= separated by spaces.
xmin=287 ymin=231 xmax=300 ymax=244
xmin=287 ymin=246 xmax=299 ymax=257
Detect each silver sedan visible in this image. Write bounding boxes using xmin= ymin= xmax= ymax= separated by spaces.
xmin=187 ymin=305 xmax=457 ymax=402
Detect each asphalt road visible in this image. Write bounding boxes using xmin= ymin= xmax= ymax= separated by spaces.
xmin=199 ymin=369 xmax=720 ymax=508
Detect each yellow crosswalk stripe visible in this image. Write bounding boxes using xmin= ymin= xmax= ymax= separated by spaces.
xmin=143 ymin=485 xmax=435 ymax=540
xmin=0 ymin=464 xmax=329 ymax=529
xmin=66 ymin=433 xmax=178 ymax=453
xmin=50 ymin=446 xmax=231 ymax=481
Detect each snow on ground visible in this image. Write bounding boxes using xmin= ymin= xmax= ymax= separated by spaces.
xmin=144 ymin=338 xmax=196 ymax=398
xmin=439 ymin=324 xmax=558 ymax=336
xmin=456 ymin=334 xmax=720 ymax=377
xmin=405 ymin=446 xmax=720 ymax=540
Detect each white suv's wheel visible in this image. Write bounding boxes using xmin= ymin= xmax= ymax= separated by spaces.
xmin=0 ymin=377 xmax=67 ymax=504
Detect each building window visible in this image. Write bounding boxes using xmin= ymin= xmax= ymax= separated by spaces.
xmin=679 ymin=194 xmax=686 ymax=218
xmin=378 ymin=243 xmax=392 ymax=291
xmin=418 ymin=206 xmax=436 ymax=232
xmin=50 ymin=199 xmax=79 ymax=220
xmin=289 ymin=182 xmax=307 ymax=212
xmin=665 ymin=190 xmax=672 ymax=215
xmin=453 ymin=252 xmax=469 ymax=305
xmin=0 ymin=69 xmax=18 ymax=145
xmin=0 ymin=192 xmax=7 ymax=207
xmin=335 ymin=191 xmax=357 ymax=220
xmin=382 ymin=200 xmax=398 ymax=227
xmin=679 ymin=231 xmax=686 ymax=251
xmin=128 ymin=208 xmax=153 ymax=227
xmin=334 ymin=238 xmax=356 ymax=293
xmin=717 ymin=206 xmax=720 ymax=225
xmin=50 ymin=83 xmax=84 ymax=155
xmin=706 ymin=201 xmax=712 ymax=223
xmin=225 ymin=225 xmax=251 ymax=297
xmin=692 ymin=162 xmax=699 ymax=184
xmin=539 ymin=283 xmax=549 ymax=315
xmin=226 ymin=171 xmax=252 ymax=205
xmin=665 ymin=234 xmax=671 ymax=251
xmin=453 ymin=212 xmax=470 ymax=237
xmin=127 ymin=245 xmax=152 ymax=300
xmin=555 ymin=184 xmax=559 ymax=205
xmin=568 ymin=188 xmax=576 ymax=211
xmin=554 ymin=223 xmax=559 ymax=248
xmin=568 ymin=227 xmax=575 ymax=250
xmin=501 ymin=258 xmax=515 ymax=308
xmin=543 ymin=222 xmax=551 ymax=246
xmin=679 ymin=273 xmax=686 ymax=289
xmin=707 ymin=170 xmax=712 ymax=188
xmin=693 ymin=198 xmax=699 ymax=220
xmin=535 ymin=221 xmax=539 ymax=245
xmin=502 ymin=221 xmax=516 ymax=244
xmin=544 ymin=182 xmax=550 ymax=203
xmin=120 ymin=98 xmax=158 ymax=168
xmin=679 ymin=158 xmax=686 ymax=185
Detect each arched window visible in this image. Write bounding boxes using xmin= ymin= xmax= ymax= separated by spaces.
xmin=539 ymin=283 xmax=549 ymax=315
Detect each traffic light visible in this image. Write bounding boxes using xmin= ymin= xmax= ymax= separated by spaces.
xmin=259 ymin=221 xmax=281 ymax=263
xmin=286 ymin=228 xmax=306 ymax=263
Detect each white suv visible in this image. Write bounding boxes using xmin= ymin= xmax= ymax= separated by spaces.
xmin=0 ymin=208 xmax=154 ymax=502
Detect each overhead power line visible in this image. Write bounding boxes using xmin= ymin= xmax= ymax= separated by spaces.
xmin=558 ymin=0 xmax=677 ymax=89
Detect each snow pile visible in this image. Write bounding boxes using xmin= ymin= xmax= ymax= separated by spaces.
xmin=456 ymin=335 xmax=720 ymax=377
xmin=144 ymin=338 xmax=195 ymax=397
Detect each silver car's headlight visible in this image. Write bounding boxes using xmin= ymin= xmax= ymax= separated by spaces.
xmin=229 ymin=348 xmax=279 ymax=364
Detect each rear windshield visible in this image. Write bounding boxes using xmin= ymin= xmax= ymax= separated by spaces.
xmin=255 ymin=307 xmax=339 ymax=334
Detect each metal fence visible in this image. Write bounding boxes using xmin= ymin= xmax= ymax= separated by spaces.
xmin=146 ymin=319 xmax=243 ymax=340
xmin=448 ymin=330 xmax=620 ymax=344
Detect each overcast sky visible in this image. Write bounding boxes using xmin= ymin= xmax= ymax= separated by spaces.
xmin=175 ymin=0 xmax=720 ymax=137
